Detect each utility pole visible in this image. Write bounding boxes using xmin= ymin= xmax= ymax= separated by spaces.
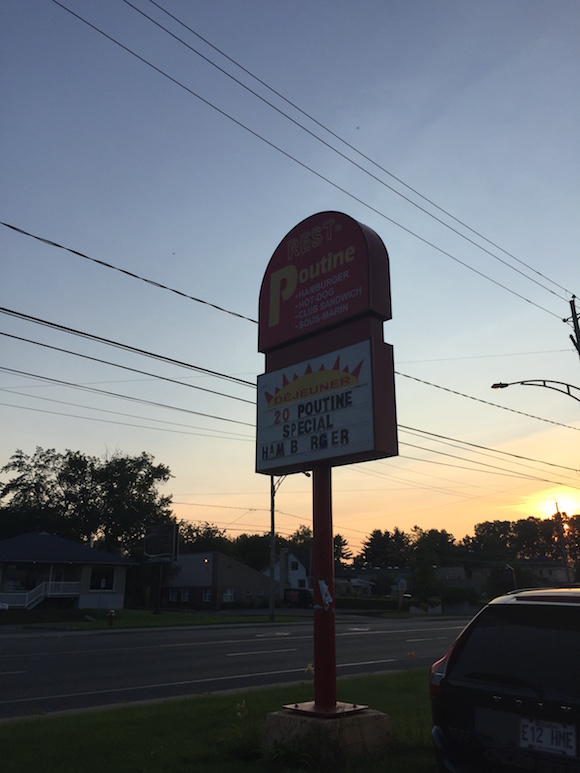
xmin=554 ymin=503 xmax=573 ymax=584
xmin=568 ymin=296 xmax=580 ymax=364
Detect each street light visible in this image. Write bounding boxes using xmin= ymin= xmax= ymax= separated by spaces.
xmin=269 ymin=472 xmax=310 ymax=623
xmin=491 ymin=379 xmax=580 ymax=404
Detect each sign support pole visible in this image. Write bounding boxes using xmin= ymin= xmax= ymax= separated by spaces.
xmin=312 ymin=464 xmax=337 ymax=713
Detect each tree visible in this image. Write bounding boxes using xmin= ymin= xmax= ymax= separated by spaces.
xmin=0 ymin=447 xmax=68 ymax=538
xmin=468 ymin=520 xmax=512 ymax=562
xmin=285 ymin=525 xmax=313 ymax=550
xmin=232 ymin=532 xmax=271 ymax=570
xmin=334 ymin=534 xmax=353 ymax=564
xmin=94 ymin=452 xmax=173 ymax=554
xmin=179 ymin=521 xmax=233 ymax=555
xmin=410 ymin=527 xmax=457 ymax=567
xmin=0 ymin=447 xmax=174 ymax=553
xmin=408 ymin=527 xmax=456 ymax=602
xmin=357 ymin=528 xmax=410 ymax=569
xmin=510 ymin=517 xmax=559 ymax=561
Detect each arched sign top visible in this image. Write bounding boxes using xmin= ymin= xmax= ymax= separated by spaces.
xmin=258 ymin=211 xmax=391 ymax=353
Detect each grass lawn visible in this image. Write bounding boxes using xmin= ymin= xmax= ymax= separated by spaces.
xmin=0 ymin=669 xmax=436 ymax=772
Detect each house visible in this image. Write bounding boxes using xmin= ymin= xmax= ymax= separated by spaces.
xmin=335 ymin=563 xmax=373 ymax=597
xmin=265 ymin=548 xmax=312 ymax=596
xmin=161 ymin=551 xmax=273 ymax=609
xmin=0 ymin=532 xmax=134 ymax=610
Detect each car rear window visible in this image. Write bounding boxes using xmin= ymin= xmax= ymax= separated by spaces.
xmin=448 ymin=604 xmax=580 ymax=698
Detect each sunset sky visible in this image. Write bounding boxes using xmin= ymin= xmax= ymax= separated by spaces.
xmin=1 ymin=1 xmax=579 ymax=554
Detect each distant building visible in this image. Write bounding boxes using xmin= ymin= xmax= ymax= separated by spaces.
xmin=527 ymin=560 xmax=574 ymax=585
xmin=162 ymin=552 xmax=273 ymax=609
xmin=265 ymin=548 xmax=311 ymax=595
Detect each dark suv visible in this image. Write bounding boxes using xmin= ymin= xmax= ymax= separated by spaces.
xmin=430 ymin=588 xmax=580 ymax=772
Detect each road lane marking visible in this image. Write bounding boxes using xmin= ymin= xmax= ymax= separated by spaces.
xmin=227 ymin=648 xmax=297 ymax=657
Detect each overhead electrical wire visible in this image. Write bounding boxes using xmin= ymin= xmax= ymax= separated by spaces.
xmin=0 ymin=330 xmax=254 ymax=405
xmin=125 ymin=0 xmax=572 ymax=302
xmin=399 ymin=425 xmax=580 ymax=476
xmin=0 ymin=400 xmax=252 ymax=440
xmin=399 ymin=441 xmax=580 ymax=489
xmin=2 ymin=302 xmax=578 ymax=437
xmin=4 ymin=365 xmax=577 ymax=493
xmin=48 ymin=0 xmax=564 ymax=319
xmin=143 ymin=0 xmax=573 ymax=300
xmin=0 ymin=222 xmax=255 ymax=325
xmin=0 ymin=366 xmax=253 ymax=427
xmin=396 ymin=371 xmax=580 ymax=432
xmin=0 ymin=390 xmax=252 ymax=440
xmin=0 ymin=306 xmax=255 ymax=388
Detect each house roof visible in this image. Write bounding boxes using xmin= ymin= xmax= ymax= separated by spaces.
xmin=0 ymin=532 xmax=134 ymax=565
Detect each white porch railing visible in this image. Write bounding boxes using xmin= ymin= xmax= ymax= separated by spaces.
xmin=0 ymin=581 xmax=81 ymax=609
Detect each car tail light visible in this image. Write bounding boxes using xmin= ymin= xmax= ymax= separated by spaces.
xmin=429 ymin=653 xmax=449 ymax=699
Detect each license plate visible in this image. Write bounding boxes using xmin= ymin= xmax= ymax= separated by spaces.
xmin=520 ymin=718 xmax=577 ymax=758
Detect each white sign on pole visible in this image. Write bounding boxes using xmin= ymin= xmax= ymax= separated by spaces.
xmin=256 ymin=340 xmax=375 ymax=474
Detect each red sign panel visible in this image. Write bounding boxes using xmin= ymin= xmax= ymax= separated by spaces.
xmin=259 ymin=212 xmax=391 ymax=353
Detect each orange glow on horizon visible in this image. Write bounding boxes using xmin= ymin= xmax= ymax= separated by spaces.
xmin=530 ymin=492 xmax=580 ymax=520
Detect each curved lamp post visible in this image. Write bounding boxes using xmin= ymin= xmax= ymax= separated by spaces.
xmin=491 ymin=379 xmax=580 ymax=404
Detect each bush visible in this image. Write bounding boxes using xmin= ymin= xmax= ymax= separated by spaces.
xmin=441 ymin=586 xmax=479 ymax=607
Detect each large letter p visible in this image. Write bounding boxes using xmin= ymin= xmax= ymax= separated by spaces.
xmin=269 ymin=265 xmax=297 ymax=327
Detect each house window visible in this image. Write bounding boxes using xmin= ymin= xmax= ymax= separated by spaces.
xmin=245 ymin=586 xmax=252 ymax=596
xmin=290 ymin=561 xmax=299 ymax=571
xmin=258 ymin=587 xmax=265 ymax=596
xmin=90 ymin=566 xmax=114 ymax=590
xmin=169 ymin=588 xmax=177 ymax=603
xmin=181 ymin=588 xmax=190 ymax=603
xmin=298 ymin=579 xmax=305 ymax=589
xmin=202 ymin=587 xmax=212 ymax=603
xmin=223 ymin=587 xmax=234 ymax=603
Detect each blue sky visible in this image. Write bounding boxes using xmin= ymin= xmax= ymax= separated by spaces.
xmin=1 ymin=0 xmax=579 ymax=552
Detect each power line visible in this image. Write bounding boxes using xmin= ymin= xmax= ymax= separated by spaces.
xmin=0 ymin=330 xmax=254 ymax=405
xmin=399 ymin=442 xmax=580 ymax=489
xmin=2 ymin=305 xmax=576 ymax=439
xmin=396 ymin=371 xmax=580 ymax=432
xmin=48 ymin=0 xmax=564 ymax=319
xmin=0 ymin=400 xmax=252 ymax=440
xmin=0 ymin=388 xmax=252 ymax=439
xmin=400 ymin=425 xmax=580 ymax=475
xmin=0 ymin=222 xmax=255 ymax=324
xmin=0 ymin=306 xmax=256 ymax=388
xmin=6 ymin=221 xmax=573 ymax=350
xmin=130 ymin=0 xmax=572 ymax=302
xmin=0 ymin=366 xmax=253 ymax=427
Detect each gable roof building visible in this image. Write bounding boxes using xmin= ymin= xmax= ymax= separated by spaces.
xmin=0 ymin=532 xmax=134 ymax=610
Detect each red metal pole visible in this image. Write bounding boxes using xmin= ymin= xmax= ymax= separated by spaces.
xmin=312 ymin=464 xmax=336 ymax=713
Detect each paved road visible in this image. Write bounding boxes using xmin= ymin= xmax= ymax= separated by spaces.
xmin=0 ymin=616 xmax=467 ymax=719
